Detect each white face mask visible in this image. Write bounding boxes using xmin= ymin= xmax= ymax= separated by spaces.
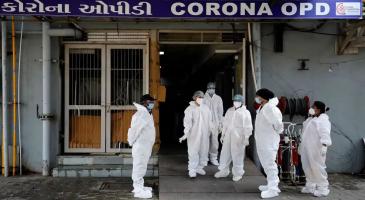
xmin=233 ymin=101 xmax=242 ymax=108
xmin=255 ymin=97 xmax=262 ymax=104
xmin=308 ymin=108 xmax=315 ymax=115
xmin=207 ymin=89 xmax=215 ymax=95
xmin=196 ymin=98 xmax=203 ymax=105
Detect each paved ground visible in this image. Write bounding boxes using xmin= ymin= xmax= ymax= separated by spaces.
xmin=0 ymin=176 xmax=158 ymax=200
xmin=0 ymin=154 xmax=364 ymax=200
xmin=159 ymin=154 xmax=365 ymax=200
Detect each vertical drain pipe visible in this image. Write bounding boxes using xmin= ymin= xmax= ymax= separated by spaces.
xmin=40 ymin=21 xmax=82 ymax=176
xmin=11 ymin=16 xmax=17 ymax=176
xmin=2 ymin=20 xmax=9 ymax=177
xmin=42 ymin=21 xmax=51 ymax=176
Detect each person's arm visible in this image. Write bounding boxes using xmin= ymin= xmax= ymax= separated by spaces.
xmin=218 ymin=97 xmax=224 ymax=130
xmin=302 ymin=118 xmax=311 ymax=130
xmin=220 ymin=113 xmax=228 ymax=143
xmin=183 ymin=108 xmax=193 ymax=138
xmin=128 ymin=112 xmax=148 ymax=146
xmin=243 ymin=110 xmax=253 ymax=137
xmin=263 ymin=106 xmax=284 ymax=134
xmin=317 ymin=119 xmax=332 ymax=146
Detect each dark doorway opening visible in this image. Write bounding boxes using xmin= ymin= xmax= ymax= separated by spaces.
xmin=159 ymin=44 xmax=242 ymax=153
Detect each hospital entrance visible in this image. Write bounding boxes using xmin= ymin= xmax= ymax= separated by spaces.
xmin=158 ymin=30 xmax=248 ymax=153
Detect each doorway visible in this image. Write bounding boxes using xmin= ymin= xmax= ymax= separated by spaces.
xmin=158 ymin=42 xmax=245 ymax=153
xmin=64 ymin=43 xmax=149 ymax=153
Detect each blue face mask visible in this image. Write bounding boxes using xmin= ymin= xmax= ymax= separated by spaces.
xmin=147 ymin=103 xmax=155 ymax=111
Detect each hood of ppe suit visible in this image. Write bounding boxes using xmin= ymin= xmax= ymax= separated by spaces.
xmin=268 ymin=97 xmax=279 ymax=106
xmin=134 ymin=102 xmax=149 ymax=112
xmin=255 ymin=97 xmax=283 ymax=150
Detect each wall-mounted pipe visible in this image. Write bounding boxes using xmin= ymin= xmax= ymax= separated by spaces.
xmin=48 ymin=29 xmax=83 ymax=38
xmin=11 ymin=16 xmax=17 ymax=177
xmin=41 ymin=22 xmax=82 ymax=176
xmin=42 ymin=21 xmax=51 ymax=176
xmin=247 ymin=23 xmax=258 ymax=91
xmin=2 ymin=20 xmax=9 ymax=177
xmin=18 ymin=17 xmax=24 ymax=176
xmin=252 ymin=23 xmax=261 ymax=89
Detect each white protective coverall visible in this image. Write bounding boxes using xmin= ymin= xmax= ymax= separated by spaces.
xmin=299 ymin=114 xmax=332 ymax=191
xmin=255 ymin=97 xmax=284 ymax=191
xmin=183 ymin=101 xmax=215 ymax=172
xmin=128 ymin=103 xmax=156 ymax=192
xmin=203 ymin=93 xmax=224 ymax=162
xmin=218 ymin=105 xmax=253 ymax=177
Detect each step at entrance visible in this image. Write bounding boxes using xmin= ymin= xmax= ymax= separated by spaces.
xmin=52 ymin=155 xmax=158 ymax=178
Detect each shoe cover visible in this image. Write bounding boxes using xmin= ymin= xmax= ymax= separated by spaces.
xmin=232 ymin=176 xmax=242 ymax=182
xmin=214 ymin=170 xmax=230 ymax=178
xmin=196 ymin=169 xmax=206 ymax=175
xmin=259 ymin=185 xmax=281 ymax=193
xmin=132 ymin=187 xmax=152 ymax=193
xmin=261 ymin=190 xmax=279 ymax=199
xmin=134 ymin=189 xmax=152 ymax=199
xmin=189 ymin=171 xmax=197 ymax=178
xmin=313 ymin=188 xmax=330 ymax=197
xmin=301 ymin=186 xmax=315 ymax=194
xmin=210 ymin=160 xmax=219 ymax=166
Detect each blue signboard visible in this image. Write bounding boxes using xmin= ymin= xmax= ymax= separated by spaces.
xmin=0 ymin=0 xmax=363 ymax=19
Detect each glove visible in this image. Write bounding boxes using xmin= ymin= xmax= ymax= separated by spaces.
xmin=321 ymin=145 xmax=327 ymax=156
xmin=220 ymin=134 xmax=225 ymax=144
xmin=128 ymin=140 xmax=134 ymax=147
xmin=179 ymin=135 xmax=188 ymax=143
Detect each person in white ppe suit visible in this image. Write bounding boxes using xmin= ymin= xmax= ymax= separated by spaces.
xmin=214 ymin=94 xmax=253 ymax=182
xmin=254 ymin=88 xmax=284 ymax=199
xmin=203 ymin=82 xmax=224 ymax=166
xmin=299 ymin=101 xmax=332 ymax=197
xmin=128 ymin=94 xmax=156 ymax=199
xmin=179 ymin=91 xmax=216 ymax=178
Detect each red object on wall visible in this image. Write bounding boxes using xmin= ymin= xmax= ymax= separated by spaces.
xmin=278 ymin=96 xmax=287 ymax=114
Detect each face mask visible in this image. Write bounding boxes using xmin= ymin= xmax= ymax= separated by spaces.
xmin=196 ymin=98 xmax=203 ymax=105
xmin=147 ymin=103 xmax=155 ymax=111
xmin=255 ymin=97 xmax=262 ymax=104
xmin=308 ymin=108 xmax=315 ymax=116
xmin=207 ymin=89 xmax=215 ymax=95
xmin=233 ymin=101 xmax=242 ymax=108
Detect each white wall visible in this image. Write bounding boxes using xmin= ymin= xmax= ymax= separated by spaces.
xmin=261 ymin=22 xmax=365 ymax=173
